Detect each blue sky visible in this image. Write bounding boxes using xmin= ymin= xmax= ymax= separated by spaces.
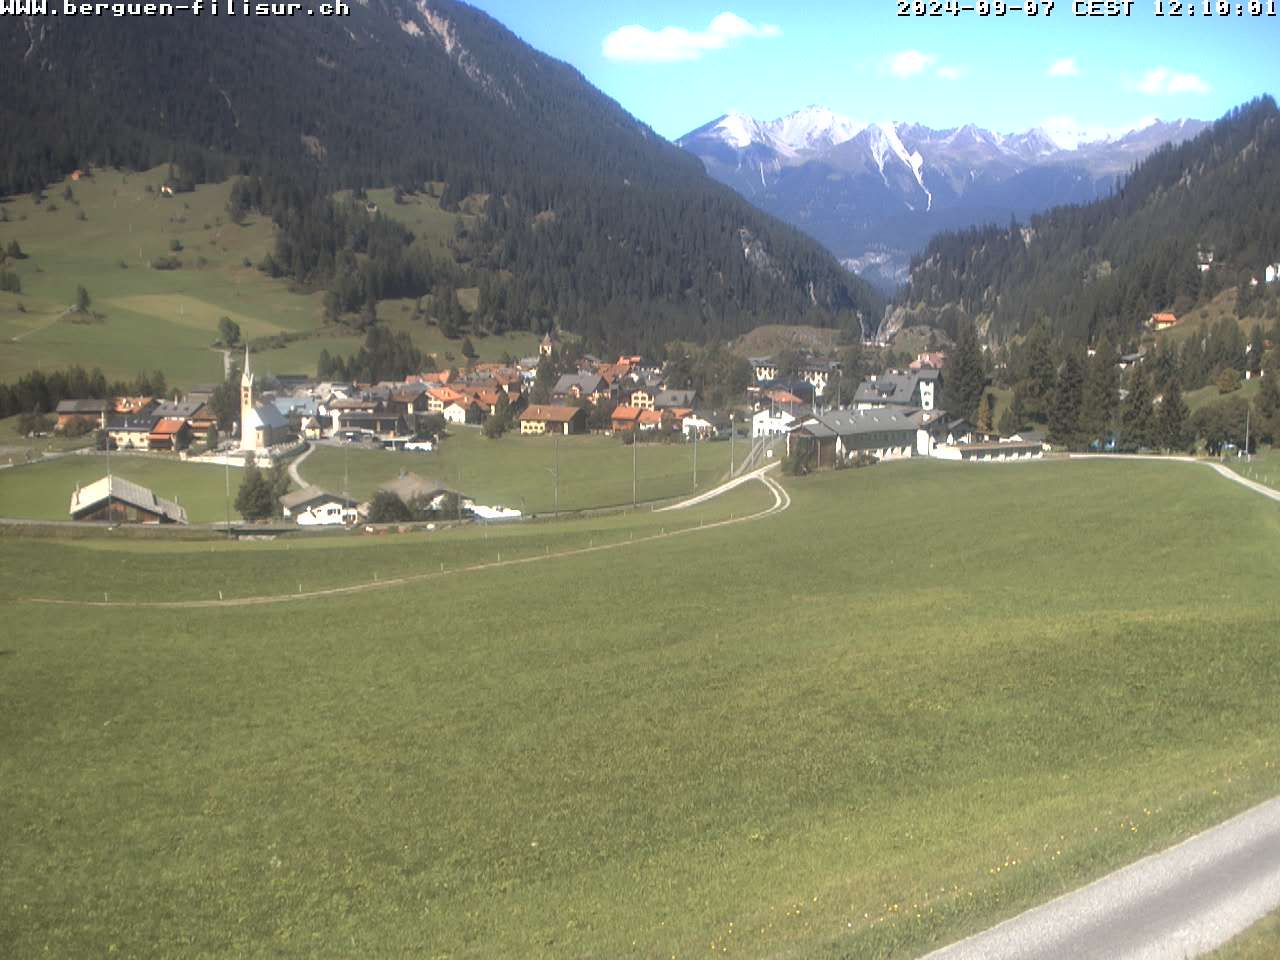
xmin=468 ymin=0 xmax=1279 ymax=139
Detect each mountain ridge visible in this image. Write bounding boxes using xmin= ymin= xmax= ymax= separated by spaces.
xmin=679 ymin=107 xmax=1209 ymax=290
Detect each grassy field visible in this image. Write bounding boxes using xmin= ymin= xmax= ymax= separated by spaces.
xmin=0 ymin=170 xmax=538 ymax=386
xmin=1221 ymin=445 xmax=1279 ymax=491
xmin=1209 ymin=909 xmax=1280 ymax=959
xmin=1185 ymin=376 xmax=1263 ymax=413
xmin=0 ymin=453 xmax=246 ymax=522
xmin=2 ymin=459 xmax=1279 ymax=958
xmin=301 ymin=429 xmax=742 ymax=513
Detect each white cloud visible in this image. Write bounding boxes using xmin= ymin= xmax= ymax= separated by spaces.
xmin=1137 ymin=66 xmax=1209 ymax=95
xmin=602 ymin=12 xmax=781 ymax=63
xmin=887 ymin=49 xmax=937 ymax=78
xmin=1047 ymin=57 xmax=1079 ymax=78
xmin=935 ymin=65 xmax=965 ymax=81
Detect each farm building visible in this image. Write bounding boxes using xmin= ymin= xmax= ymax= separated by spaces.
xmin=933 ymin=439 xmax=1044 ymax=461
xmin=853 ymin=369 xmax=941 ymax=412
xmin=787 ymin=409 xmax=919 ymax=468
xmin=68 ymin=475 xmax=188 ymax=524
xmin=611 ymin=405 xmax=643 ymax=433
xmin=147 ymin=418 xmax=191 ymax=452
xmin=519 ymin=405 xmax=587 ymax=436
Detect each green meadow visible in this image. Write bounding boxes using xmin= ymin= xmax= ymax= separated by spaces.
xmin=0 ymin=170 xmax=536 ymax=386
xmin=0 ymin=453 xmax=243 ymax=523
xmin=2 ymin=459 xmax=1278 ymax=958
xmin=300 ymin=429 xmax=742 ymax=513
xmin=1210 ymin=910 xmax=1280 ymax=959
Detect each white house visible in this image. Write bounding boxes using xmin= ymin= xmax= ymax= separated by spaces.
xmin=279 ymin=487 xmax=359 ymax=526
xmin=681 ymin=414 xmax=714 ymax=439
xmin=752 ymin=407 xmax=798 ymax=439
xmin=1266 ymin=263 xmax=1279 ymax=284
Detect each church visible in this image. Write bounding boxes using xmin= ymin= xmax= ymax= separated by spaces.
xmin=239 ymin=346 xmax=289 ymax=455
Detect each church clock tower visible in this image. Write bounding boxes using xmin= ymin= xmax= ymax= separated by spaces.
xmin=240 ymin=345 xmax=257 ymax=452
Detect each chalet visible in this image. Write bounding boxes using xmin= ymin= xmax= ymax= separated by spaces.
xmin=637 ymin=409 xmax=665 ymax=432
xmin=762 ymin=388 xmax=806 ymax=408
xmin=627 ymin=388 xmax=656 ymax=411
xmin=611 ymin=405 xmax=643 ymax=432
xmin=749 ymin=357 xmax=779 ymax=383
xmin=552 ymin=373 xmax=610 ymax=405
xmin=853 ymin=369 xmax=941 ymax=412
xmin=443 ymin=399 xmax=484 ymax=426
xmin=681 ymin=414 xmax=714 ymax=439
xmin=69 ymin=475 xmax=188 ymax=524
xmin=187 ymin=404 xmax=219 ymax=443
xmin=1150 ymin=312 xmax=1178 ymax=330
xmin=787 ymin=409 xmax=919 ymax=468
xmin=377 ymin=473 xmax=472 ymax=517
xmin=54 ymin=398 xmax=109 ymax=432
xmin=518 ymin=404 xmax=586 ymax=436
xmin=796 ymin=357 xmax=839 ymax=397
xmin=113 ymin=396 xmax=157 ymax=416
xmin=910 ymin=352 xmax=948 ymax=371
xmin=279 ymin=487 xmax=359 ymax=526
xmin=106 ymin=414 xmax=158 ymax=450
xmin=147 ymin=418 xmax=191 ymax=452
xmin=752 ymin=407 xmax=802 ymax=439
xmin=654 ymin=389 xmax=697 ymax=410
xmin=425 ymin=387 xmax=467 ymax=413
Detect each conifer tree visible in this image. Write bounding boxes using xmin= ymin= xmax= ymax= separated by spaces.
xmin=1158 ymin=377 xmax=1190 ymax=452
xmin=942 ymin=320 xmax=985 ymax=422
xmin=1049 ymin=349 xmax=1085 ymax=448
xmin=1081 ymin=340 xmax=1120 ymax=447
xmin=1121 ymin=363 xmax=1156 ymax=450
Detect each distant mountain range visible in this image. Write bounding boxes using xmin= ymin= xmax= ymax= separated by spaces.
xmin=678 ymin=107 xmax=1209 ymax=291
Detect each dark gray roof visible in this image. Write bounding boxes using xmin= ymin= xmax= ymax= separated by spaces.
xmin=552 ymin=373 xmax=607 ymax=396
xmin=853 ymin=370 xmax=938 ymax=406
xmin=56 ymin=398 xmax=109 ymax=414
xmin=279 ymin=486 xmax=358 ymax=511
xmin=796 ymin=408 xmax=919 ymax=438
xmin=152 ymin=399 xmax=204 ymax=420
xmin=654 ymin=389 xmax=697 ymax=408
xmin=106 ymin=414 xmax=158 ymax=431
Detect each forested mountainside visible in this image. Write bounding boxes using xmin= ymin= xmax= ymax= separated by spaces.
xmin=895 ymin=98 xmax=1280 ymax=344
xmin=0 ymin=2 xmax=880 ymax=351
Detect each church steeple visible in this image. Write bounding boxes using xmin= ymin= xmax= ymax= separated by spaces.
xmin=240 ymin=345 xmax=255 ymax=440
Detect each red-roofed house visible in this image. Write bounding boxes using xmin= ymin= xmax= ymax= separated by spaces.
xmin=1150 ymin=312 xmax=1178 ymax=330
xmin=147 ymin=418 xmax=191 ymax=451
xmin=611 ymin=405 xmax=643 ymax=432
xmin=519 ymin=404 xmax=586 ymax=436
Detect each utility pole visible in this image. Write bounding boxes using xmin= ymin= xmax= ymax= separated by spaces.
xmin=729 ymin=413 xmax=734 ymax=476
xmin=554 ymin=429 xmax=560 ymax=517
xmin=1245 ymin=406 xmax=1251 ymax=460
xmin=632 ymin=433 xmax=637 ymax=507
xmin=692 ymin=426 xmax=698 ymax=489
xmin=224 ymin=456 xmax=231 ymax=539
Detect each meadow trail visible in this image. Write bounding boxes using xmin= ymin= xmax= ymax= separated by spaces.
xmin=21 ymin=465 xmax=788 ymax=609
xmin=1068 ymin=454 xmax=1280 ymax=503
xmin=920 ymin=796 xmax=1280 ymax=960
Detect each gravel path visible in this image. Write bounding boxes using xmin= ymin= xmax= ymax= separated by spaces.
xmin=286 ymin=442 xmax=314 ymax=488
xmin=921 ymin=797 xmax=1280 ymax=959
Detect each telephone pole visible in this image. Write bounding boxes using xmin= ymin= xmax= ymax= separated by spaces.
xmin=632 ymin=434 xmax=637 ymax=507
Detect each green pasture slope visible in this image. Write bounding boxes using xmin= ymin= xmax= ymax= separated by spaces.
xmin=0 ymin=170 xmax=536 ymax=386
xmin=0 ymin=453 xmax=242 ymax=523
xmin=301 ymin=429 xmax=740 ymax=512
xmin=1209 ymin=909 xmax=1280 ymax=959
xmin=1 ymin=459 xmax=1278 ymax=958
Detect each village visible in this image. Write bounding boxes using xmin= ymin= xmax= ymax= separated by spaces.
xmin=42 ymin=327 xmax=1063 ymax=529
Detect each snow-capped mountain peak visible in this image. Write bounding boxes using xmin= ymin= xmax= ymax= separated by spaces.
xmin=765 ymin=106 xmax=865 ymax=157
xmin=711 ymin=111 xmax=766 ymax=150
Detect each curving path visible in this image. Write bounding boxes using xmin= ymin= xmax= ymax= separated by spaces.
xmin=1069 ymin=453 xmax=1280 ymax=503
xmin=23 ymin=464 xmax=788 ymax=609
xmin=921 ymin=797 xmax=1280 ymax=960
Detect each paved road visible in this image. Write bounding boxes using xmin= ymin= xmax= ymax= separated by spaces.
xmin=922 ymin=798 xmax=1280 ymax=960
xmin=287 ymin=441 xmax=314 ymax=488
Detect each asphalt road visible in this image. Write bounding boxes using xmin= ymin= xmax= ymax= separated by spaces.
xmin=921 ymin=797 xmax=1280 ymax=960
